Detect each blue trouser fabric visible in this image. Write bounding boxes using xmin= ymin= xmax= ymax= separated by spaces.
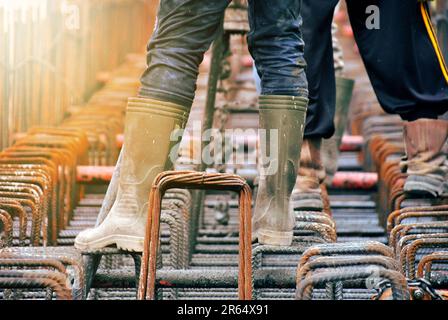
xmin=139 ymin=0 xmax=308 ymax=108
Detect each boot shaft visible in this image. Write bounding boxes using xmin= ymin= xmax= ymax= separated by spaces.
xmin=254 ymin=95 xmax=308 ymax=245
xmin=402 ymin=119 xmax=448 ymax=174
xmin=298 ymin=138 xmax=326 ymax=188
xmin=403 ymin=119 xmax=448 ymax=160
xmin=121 ymin=97 xmax=190 ymax=187
xmin=402 ymin=119 xmax=448 ymax=197
xmin=258 ymin=95 xmax=307 ymax=195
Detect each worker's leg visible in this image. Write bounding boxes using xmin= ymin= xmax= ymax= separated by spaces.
xmin=140 ymin=0 xmax=231 ymax=106
xmin=292 ymin=0 xmax=339 ymax=212
xmin=347 ymin=0 xmax=448 ymax=197
xmin=302 ymin=0 xmax=340 ymax=139
xmin=321 ymin=21 xmax=355 ymax=187
xmin=248 ymin=0 xmax=309 ymax=246
xmin=346 ymin=0 xmax=447 ymax=119
xmin=75 ymin=0 xmax=231 ymax=251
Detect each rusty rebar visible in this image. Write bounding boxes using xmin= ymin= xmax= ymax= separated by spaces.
xmin=138 ymin=171 xmax=253 ymax=300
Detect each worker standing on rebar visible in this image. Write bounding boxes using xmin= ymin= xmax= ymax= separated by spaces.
xmin=293 ymin=0 xmax=448 ymax=211
xmin=75 ymin=0 xmax=310 ymax=251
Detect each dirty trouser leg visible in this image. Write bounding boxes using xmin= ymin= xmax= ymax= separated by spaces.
xmin=346 ymin=0 xmax=448 ymax=120
xmin=292 ymin=0 xmax=339 ymax=214
xmin=248 ymin=0 xmax=308 ymax=97
xmin=302 ymin=0 xmax=339 ymax=139
xmin=75 ymin=0 xmax=231 ymax=252
xmin=139 ymin=0 xmax=231 ymax=107
xmin=248 ymin=0 xmax=309 ymax=246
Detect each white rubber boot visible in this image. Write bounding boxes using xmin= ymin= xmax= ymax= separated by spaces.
xmin=75 ymin=97 xmax=189 ymax=252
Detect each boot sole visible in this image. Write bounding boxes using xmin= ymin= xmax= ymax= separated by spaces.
xmin=257 ymin=229 xmax=293 ymax=246
xmin=404 ymin=180 xmax=443 ymax=198
xmin=74 ymin=235 xmax=144 ymax=252
xmin=292 ymin=199 xmax=324 ymax=211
